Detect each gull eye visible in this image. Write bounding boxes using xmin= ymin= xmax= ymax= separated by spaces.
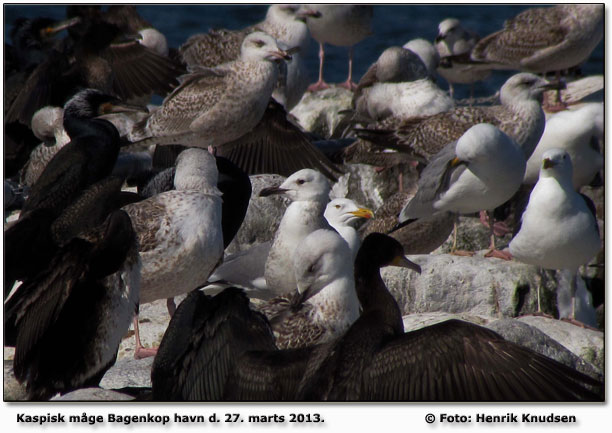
xmin=253 ymin=39 xmax=265 ymax=48
xmin=335 ymin=205 xmax=341 ymax=209
xmin=296 ymin=179 xmax=305 ymax=185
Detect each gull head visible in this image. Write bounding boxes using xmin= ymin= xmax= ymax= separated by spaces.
xmin=259 ymin=169 xmax=330 ymax=202
xmin=539 ymin=148 xmax=573 ymax=182
xmin=500 ymin=73 xmax=562 ymax=104
xmin=241 ymin=31 xmax=292 ymax=63
xmin=324 ymin=198 xmax=373 ymax=227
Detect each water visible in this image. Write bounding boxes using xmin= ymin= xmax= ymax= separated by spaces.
xmin=3 ymin=4 xmax=604 ymax=101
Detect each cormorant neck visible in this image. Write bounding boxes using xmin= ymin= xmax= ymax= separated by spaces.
xmin=354 ymin=259 xmax=404 ymax=334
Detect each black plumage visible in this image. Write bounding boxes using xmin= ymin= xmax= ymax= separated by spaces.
xmin=215 ymin=99 xmax=343 ymax=181
xmin=5 ymin=5 xmax=184 ymax=127
xmin=5 ymin=209 xmax=140 ymax=401
xmin=5 ymin=90 xmax=138 ymax=292
xmin=296 ymin=233 xmax=603 ymax=401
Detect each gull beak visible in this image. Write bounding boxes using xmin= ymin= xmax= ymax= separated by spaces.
xmin=542 ymin=158 xmax=556 ymax=169
xmin=286 ymin=46 xmax=301 ymax=56
xmin=390 ymin=255 xmax=422 ymax=274
xmin=296 ymin=8 xmax=322 ymax=21
xmin=259 ymin=186 xmax=290 ymax=197
xmin=450 ymin=156 xmax=464 ymax=167
xmin=268 ymin=49 xmax=292 ymax=61
xmin=434 ymin=34 xmax=444 ymax=43
xmin=350 ymin=207 xmax=374 ymax=220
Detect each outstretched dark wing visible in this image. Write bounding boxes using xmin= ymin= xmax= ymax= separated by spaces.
xmin=362 ymin=319 xmax=602 ymax=401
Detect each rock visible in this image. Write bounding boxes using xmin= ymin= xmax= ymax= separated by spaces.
xmin=383 ymin=253 xmax=557 ymax=318
xmin=4 ymin=359 xmax=27 ymax=401
xmin=100 ymin=357 xmax=154 ymax=390
xmin=400 ymin=312 xmax=602 ymax=379
xmin=225 ymin=174 xmax=289 ymax=254
xmin=516 ymin=315 xmax=604 ymax=372
xmin=51 ymin=388 xmax=135 ymax=401
xmin=331 ymin=163 xmax=417 ymax=212
xmin=290 ymin=87 xmax=353 ymax=139
xmin=434 ymin=215 xmax=514 ymax=254
xmin=487 ymin=318 xmax=602 ymax=379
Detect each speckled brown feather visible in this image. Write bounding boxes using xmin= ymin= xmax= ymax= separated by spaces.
xmin=122 ymin=198 xmax=168 ymax=253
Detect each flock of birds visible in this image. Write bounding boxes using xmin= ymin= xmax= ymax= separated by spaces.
xmin=2 ymin=4 xmax=604 ymax=401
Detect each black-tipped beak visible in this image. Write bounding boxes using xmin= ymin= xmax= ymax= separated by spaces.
xmin=259 ymin=186 xmax=289 ymax=197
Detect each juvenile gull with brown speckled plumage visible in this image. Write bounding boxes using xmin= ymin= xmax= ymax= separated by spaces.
xmin=355 ymin=72 xmax=558 ymax=162
xmin=131 ymin=32 xmax=291 ymax=149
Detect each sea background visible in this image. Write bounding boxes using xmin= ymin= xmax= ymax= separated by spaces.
xmin=3 ymin=4 xmax=605 ymax=102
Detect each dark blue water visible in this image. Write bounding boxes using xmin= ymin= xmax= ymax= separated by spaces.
xmin=4 ymin=4 xmax=604 ymax=100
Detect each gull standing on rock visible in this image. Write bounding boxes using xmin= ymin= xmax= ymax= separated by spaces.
xmin=121 ymin=148 xmax=224 ymax=359
xmin=396 ymin=123 xmax=526 ymax=258
xmin=509 ymin=149 xmax=600 ymax=323
xmin=305 ymin=4 xmax=373 ymax=91
xmin=130 ymin=32 xmax=291 ymax=149
xmin=434 ymin=18 xmax=491 ymax=98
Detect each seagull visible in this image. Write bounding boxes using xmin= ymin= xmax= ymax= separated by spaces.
xmin=324 ymin=198 xmax=373 ymax=259
xmin=297 ymin=233 xmax=602 ymax=401
xmin=130 ymin=32 xmax=291 ymax=149
xmin=524 ymin=103 xmax=603 ymax=189
xmin=396 ymin=123 xmax=526 ymax=258
xmin=470 ymin=4 xmax=603 ymax=108
xmin=509 ymin=148 xmax=601 ymax=323
xmin=121 ymin=148 xmax=224 ymax=359
xmin=471 ymin=5 xmax=603 ymax=74
xmin=402 ymin=38 xmax=439 ymax=78
xmin=260 ymin=169 xmax=332 ymax=295
xmin=434 ymin=18 xmax=491 ymax=98
xmin=202 ymin=197 xmax=372 ymax=297
xmin=354 ymin=72 xmax=558 ymax=162
xmin=151 ymin=234 xmax=601 ymax=401
xmin=179 ymin=4 xmax=320 ymax=110
xmin=352 ymin=46 xmax=454 ymax=122
xmin=305 ymin=4 xmax=374 ymax=91
xmin=257 ymin=229 xmax=360 ymax=349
